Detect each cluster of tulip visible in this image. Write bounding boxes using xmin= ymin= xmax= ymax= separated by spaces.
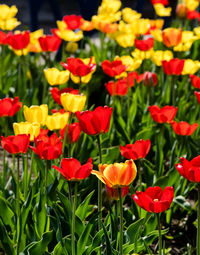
xmin=1 ymin=0 xmax=200 ymax=254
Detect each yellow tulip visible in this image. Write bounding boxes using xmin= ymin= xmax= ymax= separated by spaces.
xmin=115 ymin=56 xmax=142 ymax=71
xmin=112 ymin=31 xmax=135 ymax=48
xmin=182 ymin=59 xmax=200 ymax=75
xmin=56 ymin=20 xmax=67 ymax=30
xmin=122 ymin=8 xmax=141 ymax=23
xmin=44 ymin=68 xmax=70 ymax=86
xmin=61 ymin=93 xmax=86 ymax=113
xmin=12 ymin=48 xmax=29 ymax=56
xmin=23 ymin=105 xmax=48 ymax=126
xmin=130 ymin=19 xmax=150 ymax=35
xmin=194 ymin=27 xmax=200 ymax=38
xmin=148 ymin=19 xmax=164 ymax=30
xmin=151 ymin=29 xmax=163 ymax=42
xmin=98 ymin=0 xmax=121 ymax=14
xmin=54 ymin=29 xmax=83 ymax=42
xmin=0 ymin=4 xmax=18 ymax=20
xmin=173 ymin=42 xmax=193 ymax=51
xmin=132 ymin=49 xmax=153 ymax=60
xmin=28 ymin=29 xmax=43 ymax=53
xmin=182 ymin=31 xmax=197 ymax=43
xmin=151 ymin=50 xmax=173 ymax=66
xmin=153 ymin=4 xmax=172 ymax=17
xmin=13 ymin=122 xmax=40 ymax=141
xmin=185 ymin=0 xmax=199 ymax=11
xmin=66 ymin=42 xmax=78 ymax=53
xmin=0 ymin=18 xmax=20 ymax=30
xmin=71 ymin=73 xmax=93 ymax=84
xmin=46 ymin=112 xmax=70 ymax=131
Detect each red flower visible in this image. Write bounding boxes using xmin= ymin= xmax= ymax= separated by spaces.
xmin=106 ymin=186 xmax=129 ymax=200
xmin=39 ymin=35 xmax=61 ymax=52
xmin=30 ymin=133 xmax=62 ymax=160
xmin=135 ymin=37 xmax=154 ymax=51
xmin=132 ymin=186 xmax=174 ymax=213
xmin=162 ymin=59 xmax=185 ymax=75
xmin=195 ymin=91 xmax=200 ymax=104
xmin=1 ymin=134 xmax=30 ymax=154
xmin=53 ymin=157 xmax=93 ymax=181
xmin=171 ymin=121 xmax=198 ymax=136
xmin=63 ymin=15 xmax=83 ymax=30
xmin=176 ymin=156 xmax=200 ymax=182
xmin=76 ymin=106 xmax=112 ymax=136
xmin=148 ymin=105 xmax=177 ymax=123
xmin=143 ymin=72 xmax=158 ymax=87
xmin=125 ymin=72 xmax=144 ymax=87
xmin=187 ymin=9 xmax=200 ymax=21
xmin=151 ymin=0 xmax=169 ymax=5
xmin=60 ymin=122 xmax=81 ymax=143
xmin=0 ymin=97 xmax=22 ymax=117
xmin=7 ymin=31 xmax=30 ymax=50
xmin=105 ymin=79 xmax=128 ymax=96
xmin=190 ymin=74 xmax=200 ymax=89
xmin=50 ymin=87 xmax=79 ymax=105
xmin=0 ymin=31 xmax=7 ymax=45
xmin=101 ymin=60 xmax=127 ymax=77
xmin=120 ymin=139 xmax=151 ymax=160
xmin=61 ymin=57 xmax=96 ymax=76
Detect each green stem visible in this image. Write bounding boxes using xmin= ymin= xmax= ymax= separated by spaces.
xmin=62 ymin=113 xmax=72 ymax=157
xmin=197 ymin=183 xmax=200 ymax=255
xmin=28 ymin=150 xmax=34 ymax=188
xmin=97 ymin=135 xmax=102 ymax=231
xmin=118 ymin=188 xmax=123 ymax=255
xmin=171 ymin=75 xmax=176 ymax=106
xmin=16 ymin=155 xmax=21 ymax=254
xmin=157 ymin=213 xmax=162 ymax=255
xmin=72 ymin=182 xmax=78 ymax=255
xmin=45 ymin=160 xmax=49 ymax=196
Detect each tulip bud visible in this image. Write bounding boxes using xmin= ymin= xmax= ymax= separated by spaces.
xmin=66 ymin=42 xmax=78 ymax=53
xmin=143 ymin=72 xmax=158 ymax=87
xmin=176 ymin=3 xmax=187 ymax=18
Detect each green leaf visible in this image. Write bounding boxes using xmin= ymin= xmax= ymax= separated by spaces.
xmin=154 ymin=176 xmax=169 ymax=189
xmin=35 ymin=189 xmax=47 ymax=238
xmin=0 ymin=196 xmax=15 ymax=230
xmin=102 ymin=223 xmax=112 ymax=255
xmin=173 ymin=196 xmax=192 ymax=211
xmin=127 ymin=217 xmax=145 ymax=244
xmin=76 ymin=190 xmax=94 ymax=221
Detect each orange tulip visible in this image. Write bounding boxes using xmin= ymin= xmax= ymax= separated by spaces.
xmin=176 ymin=3 xmax=187 ymax=18
xmin=162 ymin=28 xmax=182 ymax=47
xmin=92 ymin=160 xmax=137 ymax=188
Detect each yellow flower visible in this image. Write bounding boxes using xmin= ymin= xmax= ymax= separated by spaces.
xmin=185 ymin=0 xmax=199 ymax=11
xmin=182 ymin=31 xmax=197 ymax=43
xmin=132 ymin=49 xmax=153 ymax=60
xmin=71 ymin=73 xmax=93 ymax=84
xmin=148 ymin=19 xmax=164 ymax=30
xmin=55 ymin=29 xmax=83 ymax=42
xmin=23 ymin=105 xmax=48 ymax=126
xmin=153 ymin=4 xmax=172 ymax=17
xmin=44 ymin=68 xmax=70 ymax=86
xmin=122 ymin=8 xmax=141 ymax=23
xmin=182 ymin=59 xmax=200 ymax=75
xmin=151 ymin=29 xmax=163 ymax=42
xmin=61 ymin=93 xmax=86 ymax=113
xmin=13 ymin=122 xmax=40 ymax=141
xmin=28 ymin=29 xmax=43 ymax=53
xmin=0 ymin=4 xmax=18 ymax=20
xmin=173 ymin=42 xmax=193 ymax=51
xmin=0 ymin=18 xmax=20 ymax=30
xmin=12 ymin=48 xmax=29 ymax=56
xmin=130 ymin=19 xmax=150 ymax=35
xmin=57 ymin=20 xmax=67 ymax=30
xmin=151 ymin=50 xmax=173 ymax=66
xmin=45 ymin=112 xmax=70 ymax=131
xmin=194 ymin=27 xmax=200 ymax=39
xmin=66 ymin=42 xmax=78 ymax=53
xmin=92 ymin=12 xmax=121 ymax=24
xmin=112 ymin=30 xmax=135 ymax=48
xmin=98 ymin=0 xmax=121 ymax=14
xmin=115 ymin=56 xmax=142 ymax=71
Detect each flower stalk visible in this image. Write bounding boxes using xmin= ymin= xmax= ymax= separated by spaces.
xmin=97 ymin=135 xmax=102 ymax=231
xmin=157 ymin=213 xmax=162 ymax=255
xmin=197 ymin=183 xmax=200 ymax=255
xmin=72 ymin=182 xmax=78 ymax=255
xmin=119 ymin=188 xmax=123 ymax=255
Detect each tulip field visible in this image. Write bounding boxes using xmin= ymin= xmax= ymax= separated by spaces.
xmin=1 ymin=0 xmax=200 ymax=254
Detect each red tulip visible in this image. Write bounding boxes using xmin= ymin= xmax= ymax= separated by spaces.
xmin=60 ymin=122 xmax=81 ymax=143
xmin=171 ymin=121 xmax=198 ymax=136
xmin=176 ymin=156 xmax=200 ymax=182
xmin=101 ymin=60 xmax=127 ymax=77
xmin=50 ymin=87 xmax=79 ymax=105
xmin=7 ymin=31 xmax=30 ymax=50
xmin=190 ymin=74 xmax=200 ymax=89
xmin=0 ymin=97 xmax=22 ymax=117
xmin=143 ymin=72 xmax=158 ymax=87
xmin=126 ymin=71 xmax=144 ymax=87
xmin=39 ymin=35 xmax=61 ymax=52
xmin=187 ymin=9 xmax=200 ymax=21
xmin=195 ymin=91 xmax=200 ymax=104
xmin=63 ymin=15 xmax=83 ymax=30
xmin=135 ymin=37 xmax=154 ymax=51
xmin=148 ymin=105 xmax=177 ymax=123
xmin=106 ymin=186 xmax=129 ymax=200
xmin=162 ymin=59 xmax=185 ymax=75
xmin=132 ymin=186 xmax=174 ymax=213
xmin=53 ymin=157 xmax=93 ymax=181
xmin=151 ymin=0 xmax=169 ymax=5
xmin=120 ymin=139 xmax=151 ymax=160
xmin=30 ymin=133 xmax=62 ymax=160
xmin=61 ymin=57 xmax=96 ymax=76
xmin=76 ymin=106 xmax=112 ymax=136
xmin=105 ymin=79 xmax=128 ymax=96
xmin=1 ymin=134 xmax=30 ymax=154
xmin=0 ymin=31 xmax=7 ymax=45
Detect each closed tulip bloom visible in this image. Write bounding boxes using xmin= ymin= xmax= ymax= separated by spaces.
xmin=23 ymin=104 xmax=48 ymax=126
xmin=190 ymin=74 xmax=200 ymax=89
xmin=50 ymin=87 xmax=79 ymax=105
xmin=61 ymin=93 xmax=86 ymax=113
xmin=143 ymin=72 xmax=158 ymax=87
xmin=162 ymin=28 xmax=182 ymax=47
xmin=120 ymin=139 xmax=151 ymax=160
xmin=135 ymin=37 xmax=154 ymax=51
xmin=92 ymin=160 xmax=137 ymax=188
xmin=1 ymin=134 xmax=30 ymax=154
xmin=53 ymin=157 xmax=93 ymax=181
xmin=162 ymin=58 xmax=185 ymax=75
xmin=63 ymin=15 xmax=83 ymax=30
xmin=105 ymin=79 xmax=128 ymax=96
xmin=7 ymin=31 xmax=30 ymax=50
xmin=182 ymin=60 xmax=200 ymax=75
xmin=106 ymin=186 xmax=129 ymax=200
xmin=45 ymin=112 xmax=70 ymax=131
xmin=195 ymin=91 xmax=200 ymax=104
xmin=76 ymin=106 xmax=112 ymax=136
xmin=148 ymin=105 xmax=177 ymax=123
xmin=44 ymin=68 xmax=69 ymax=86
xmin=171 ymin=121 xmax=198 ymax=136
xmin=132 ymin=186 xmax=174 ymax=213
xmin=66 ymin=42 xmax=78 ymax=53
xmin=60 ymin=122 xmax=81 ymax=143
xmin=176 ymin=3 xmax=187 ymax=18
xmin=101 ymin=60 xmax=127 ymax=77
xmin=0 ymin=97 xmax=22 ymax=117
xmin=39 ymin=34 xmax=61 ymax=52
xmin=30 ymin=133 xmax=62 ymax=160
xmin=176 ymin=156 xmax=200 ymax=182
xmin=13 ymin=122 xmax=40 ymax=141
